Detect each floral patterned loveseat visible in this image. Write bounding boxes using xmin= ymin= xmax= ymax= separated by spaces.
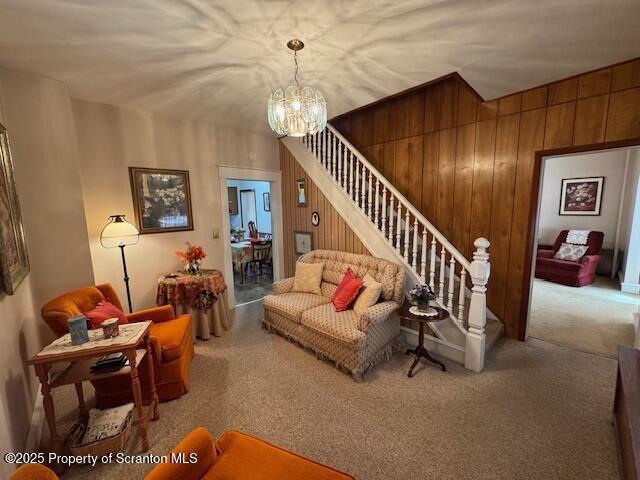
xmin=263 ymin=250 xmax=405 ymax=380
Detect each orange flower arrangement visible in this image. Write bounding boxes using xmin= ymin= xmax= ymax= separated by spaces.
xmin=176 ymin=242 xmax=207 ymax=262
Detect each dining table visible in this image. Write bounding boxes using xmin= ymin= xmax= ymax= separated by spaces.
xmin=231 ymin=237 xmax=272 ymax=283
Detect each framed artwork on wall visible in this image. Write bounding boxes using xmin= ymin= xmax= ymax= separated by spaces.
xmin=129 ymin=167 xmax=194 ymax=234
xmin=228 ymin=186 xmax=239 ymax=215
xmin=294 ymin=231 xmax=313 ymax=255
xmin=263 ymin=192 xmax=271 ymax=212
xmin=0 ymin=123 xmax=30 ymax=295
xmin=559 ymin=177 xmax=604 ymax=216
xmin=296 ymin=178 xmax=307 ymax=206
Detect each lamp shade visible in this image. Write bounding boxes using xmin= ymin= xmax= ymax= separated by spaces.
xmin=100 ymin=215 xmax=139 ymax=248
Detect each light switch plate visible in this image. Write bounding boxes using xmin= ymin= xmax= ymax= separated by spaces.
xmin=212 ymin=228 xmax=220 ymax=239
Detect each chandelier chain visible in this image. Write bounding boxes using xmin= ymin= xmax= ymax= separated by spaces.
xmin=293 ymin=50 xmax=299 ymax=88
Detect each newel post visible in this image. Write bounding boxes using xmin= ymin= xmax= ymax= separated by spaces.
xmin=465 ymin=237 xmax=490 ymax=372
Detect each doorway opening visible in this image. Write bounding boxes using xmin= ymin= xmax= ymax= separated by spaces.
xmin=526 ymin=146 xmax=640 ymax=356
xmin=227 ymin=179 xmax=273 ymax=306
xmin=218 ymin=165 xmax=283 ymax=308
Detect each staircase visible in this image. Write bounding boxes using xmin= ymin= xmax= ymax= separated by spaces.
xmin=281 ymin=124 xmax=503 ymax=372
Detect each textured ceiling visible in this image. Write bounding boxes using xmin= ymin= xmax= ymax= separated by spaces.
xmin=0 ymin=0 xmax=639 ymax=134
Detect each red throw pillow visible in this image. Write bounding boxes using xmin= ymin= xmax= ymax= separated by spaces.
xmin=85 ymin=301 xmax=128 ymax=330
xmin=332 ymin=269 xmax=363 ymax=312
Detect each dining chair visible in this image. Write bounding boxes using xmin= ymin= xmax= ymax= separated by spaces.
xmin=244 ymin=241 xmax=272 ymax=283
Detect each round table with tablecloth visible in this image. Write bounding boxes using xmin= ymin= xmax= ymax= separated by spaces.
xmin=156 ymin=269 xmax=231 ymax=340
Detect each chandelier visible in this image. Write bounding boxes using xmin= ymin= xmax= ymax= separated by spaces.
xmin=267 ymin=39 xmax=327 ymax=137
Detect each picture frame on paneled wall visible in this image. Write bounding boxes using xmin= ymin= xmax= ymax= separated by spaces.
xmin=0 ymin=123 xmax=30 ymax=295
xmin=294 ymin=231 xmax=313 ymax=255
xmin=559 ymin=177 xmax=604 ymax=216
xmin=296 ymin=178 xmax=307 ymax=206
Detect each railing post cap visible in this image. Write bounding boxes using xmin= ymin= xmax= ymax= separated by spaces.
xmin=474 ymin=237 xmax=490 ymax=250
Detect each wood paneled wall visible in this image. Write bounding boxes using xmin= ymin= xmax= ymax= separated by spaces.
xmin=331 ymin=58 xmax=640 ymax=339
xmin=280 ymin=143 xmax=370 ymax=277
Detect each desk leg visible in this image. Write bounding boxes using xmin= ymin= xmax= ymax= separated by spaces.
xmin=35 ymin=363 xmax=63 ymax=473
xmin=126 ymin=349 xmax=149 ymax=452
xmin=74 ymin=382 xmax=88 ymax=422
xmin=144 ymin=335 xmax=159 ymax=421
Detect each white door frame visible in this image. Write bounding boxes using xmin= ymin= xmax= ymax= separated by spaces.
xmin=219 ymin=165 xmax=283 ymax=308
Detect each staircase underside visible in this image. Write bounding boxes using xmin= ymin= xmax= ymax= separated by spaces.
xmin=283 ymin=136 xmax=503 ymax=367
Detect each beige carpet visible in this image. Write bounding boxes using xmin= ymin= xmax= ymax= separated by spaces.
xmin=47 ymin=301 xmax=620 ymax=480
xmin=529 ymin=276 xmax=639 ymax=357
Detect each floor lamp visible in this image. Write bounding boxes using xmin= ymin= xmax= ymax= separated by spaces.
xmin=100 ymin=214 xmax=139 ymax=313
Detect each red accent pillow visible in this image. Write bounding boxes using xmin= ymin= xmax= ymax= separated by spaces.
xmin=332 ymin=269 xmax=363 ymax=312
xmin=86 ymin=301 xmax=128 ymax=330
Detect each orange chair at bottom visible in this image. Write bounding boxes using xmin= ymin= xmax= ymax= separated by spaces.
xmin=10 ymin=463 xmax=59 ymax=480
xmin=145 ymin=428 xmax=355 ymax=480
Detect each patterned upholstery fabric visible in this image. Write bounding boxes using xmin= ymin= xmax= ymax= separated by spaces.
xmin=263 ymin=292 xmax=330 ymax=324
xmin=264 ymin=250 xmax=405 ymax=380
xmin=272 ymin=277 xmax=295 ymax=295
xmin=301 ymin=304 xmax=366 ymax=347
xmin=553 ymin=242 xmax=589 ymax=262
xmin=357 ymin=300 xmax=400 ymax=331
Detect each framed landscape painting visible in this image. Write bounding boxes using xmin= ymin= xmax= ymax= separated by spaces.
xmin=559 ymin=177 xmax=604 ymax=216
xmin=0 ymin=123 xmax=29 ymax=295
xmin=129 ymin=167 xmax=194 ymax=234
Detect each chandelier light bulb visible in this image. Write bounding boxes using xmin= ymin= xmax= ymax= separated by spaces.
xmin=267 ymin=39 xmax=327 ymax=137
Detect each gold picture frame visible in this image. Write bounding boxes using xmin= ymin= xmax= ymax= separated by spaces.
xmin=129 ymin=167 xmax=194 ymax=234
xmin=0 ymin=123 xmax=30 ymax=295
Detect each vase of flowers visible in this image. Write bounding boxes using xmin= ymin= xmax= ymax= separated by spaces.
xmin=176 ymin=243 xmax=207 ymax=275
xmin=409 ymin=284 xmax=436 ymax=312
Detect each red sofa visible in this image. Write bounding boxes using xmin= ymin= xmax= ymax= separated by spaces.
xmin=535 ymin=230 xmax=604 ymax=287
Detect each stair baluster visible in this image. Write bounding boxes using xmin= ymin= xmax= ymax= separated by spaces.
xmin=381 ymin=187 xmax=387 ymax=240
xmin=322 ymin=129 xmax=327 ymax=169
xmin=360 ymin=164 xmax=367 ymax=214
xmin=447 ymin=256 xmax=456 ymax=311
xmin=337 ymin=139 xmax=342 ymax=186
xmin=412 ymin=218 xmax=419 ymax=271
xmin=367 ymin=170 xmax=373 ymax=221
xmin=438 ymin=245 xmax=446 ymax=303
xmin=403 ymin=210 xmax=410 ymax=263
xmin=354 ymin=157 xmax=360 ymax=208
xmin=420 ymin=228 xmax=427 ymax=284
xmin=458 ymin=268 xmax=467 ymax=322
xmin=374 ymin=179 xmax=380 ymax=226
xmin=429 ymin=238 xmax=437 ymax=289
xmin=388 ymin=195 xmax=395 ymax=246
xmin=395 ymin=203 xmax=402 ymax=254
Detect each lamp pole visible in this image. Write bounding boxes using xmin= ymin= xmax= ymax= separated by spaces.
xmin=119 ymin=244 xmax=133 ymax=313
xmin=100 ymin=214 xmax=139 ymax=314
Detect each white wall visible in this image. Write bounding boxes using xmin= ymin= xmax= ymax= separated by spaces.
xmin=72 ymin=100 xmax=279 ymax=311
xmin=0 ymin=68 xmax=94 ymax=477
xmin=619 ymin=148 xmax=640 ymax=292
xmin=227 ymin=179 xmax=272 ymax=234
xmin=538 ymin=150 xmax=628 ymax=248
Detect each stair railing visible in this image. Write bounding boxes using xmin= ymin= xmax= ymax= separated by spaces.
xmin=301 ymin=124 xmax=491 ymax=372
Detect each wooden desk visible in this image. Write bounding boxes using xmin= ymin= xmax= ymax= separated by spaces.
xmin=26 ymin=321 xmax=158 ymax=473
xmin=613 ymin=345 xmax=640 ymax=480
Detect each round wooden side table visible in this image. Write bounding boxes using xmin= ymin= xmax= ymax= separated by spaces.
xmin=397 ymin=300 xmax=449 ymax=377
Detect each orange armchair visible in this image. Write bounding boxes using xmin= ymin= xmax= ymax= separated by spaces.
xmin=41 ymin=283 xmax=194 ymax=407
xmin=145 ymin=428 xmax=355 ymax=480
xmin=10 ymin=464 xmax=58 ymax=480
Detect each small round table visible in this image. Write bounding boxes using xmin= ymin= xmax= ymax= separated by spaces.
xmin=397 ymin=300 xmax=449 ymax=377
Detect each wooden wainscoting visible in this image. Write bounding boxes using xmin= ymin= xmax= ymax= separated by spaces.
xmin=331 ymin=58 xmax=640 ymax=339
